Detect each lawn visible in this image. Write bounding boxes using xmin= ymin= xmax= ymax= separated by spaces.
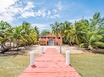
xmin=0 ymin=52 xmax=104 ymax=77
xmin=70 ymin=52 xmax=104 ymax=77
xmin=0 ymin=54 xmax=38 ymax=77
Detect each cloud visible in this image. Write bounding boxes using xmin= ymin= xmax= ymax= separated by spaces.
xmin=19 ymin=1 xmax=35 ymax=18
xmin=53 ymin=9 xmax=58 ymax=13
xmin=68 ymin=18 xmax=81 ymax=23
xmin=33 ymin=0 xmax=46 ymax=5
xmin=47 ymin=11 xmax=51 ymax=16
xmin=32 ymin=23 xmax=47 ymax=28
xmin=23 ymin=2 xmax=34 ymax=11
xmin=34 ymin=9 xmax=47 ymax=18
xmin=20 ymin=12 xmax=35 ymax=18
xmin=49 ymin=14 xmax=60 ymax=18
xmin=0 ymin=0 xmax=18 ymax=22
xmin=0 ymin=0 xmax=35 ymax=23
xmin=68 ymin=16 xmax=92 ymax=23
xmin=32 ymin=23 xmax=50 ymax=32
xmin=46 ymin=9 xmax=60 ymax=19
xmin=55 ymin=1 xmax=63 ymax=10
xmin=0 ymin=0 xmax=62 ymax=24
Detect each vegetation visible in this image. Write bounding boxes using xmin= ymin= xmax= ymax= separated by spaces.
xmin=0 ymin=21 xmax=39 ymax=53
xmin=0 ymin=53 xmax=104 ymax=77
xmin=0 ymin=12 xmax=104 ymax=51
xmin=70 ymin=53 xmax=104 ymax=77
xmin=0 ymin=11 xmax=104 ymax=77
xmin=0 ymin=54 xmax=38 ymax=77
xmin=50 ymin=12 xmax=104 ymax=49
xmin=40 ymin=29 xmax=50 ymax=35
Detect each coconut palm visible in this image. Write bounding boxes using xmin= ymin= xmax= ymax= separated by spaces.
xmin=41 ymin=29 xmax=50 ymax=35
xmin=21 ymin=21 xmax=34 ymax=45
xmin=34 ymin=26 xmax=39 ymax=41
xmin=50 ymin=21 xmax=60 ymax=36
xmin=0 ymin=21 xmax=12 ymax=51
xmin=28 ymin=30 xmax=38 ymax=44
xmin=80 ymin=12 xmax=104 ymax=49
xmin=12 ymin=26 xmax=23 ymax=50
xmin=60 ymin=21 xmax=72 ymax=44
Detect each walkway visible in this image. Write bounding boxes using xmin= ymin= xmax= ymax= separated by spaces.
xmin=19 ymin=48 xmax=81 ymax=77
xmin=27 ymin=45 xmax=83 ymax=54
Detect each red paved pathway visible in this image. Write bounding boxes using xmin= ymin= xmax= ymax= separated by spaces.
xmin=19 ymin=48 xmax=81 ymax=77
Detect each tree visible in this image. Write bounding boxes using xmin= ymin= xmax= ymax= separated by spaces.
xmin=0 ymin=21 xmax=12 ymax=52
xmin=34 ymin=26 xmax=39 ymax=41
xmin=80 ymin=12 xmax=104 ymax=49
xmin=59 ymin=21 xmax=72 ymax=44
xmin=41 ymin=29 xmax=50 ymax=35
xmin=50 ymin=21 xmax=60 ymax=36
xmin=12 ymin=26 xmax=23 ymax=50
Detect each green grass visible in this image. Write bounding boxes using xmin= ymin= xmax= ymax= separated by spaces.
xmin=0 ymin=54 xmax=38 ymax=77
xmin=70 ymin=53 xmax=104 ymax=77
xmin=0 ymin=52 xmax=104 ymax=77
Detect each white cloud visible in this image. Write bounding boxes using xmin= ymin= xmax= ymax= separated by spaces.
xmin=55 ymin=1 xmax=63 ymax=10
xmin=33 ymin=9 xmax=60 ymax=19
xmin=50 ymin=14 xmax=60 ymax=18
xmin=34 ymin=9 xmax=46 ymax=18
xmin=32 ymin=23 xmax=50 ymax=32
xmin=47 ymin=11 xmax=51 ymax=16
xmin=19 ymin=1 xmax=35 ymax=18
xmin=68 ymin=16 xmax=92 ymax=23
xmin=23 ymin=2 xmax=34 ymax=11
xmin=0 ymin=0 xmax=18 ymax=22
xmin=53 ymin=9 xmax=58 ymax=13
xmin=20 ymin=12 xmax=35 ymax=18
xmin=0 ymin=0 xmax=17 ymax=11
xmin=0 ymin=0 xmax=62 ymax=24
xmin=32 ymin=23 xmax=47 ymax=28
xmin=47 ymin=9 xmax=60 ymax=19
xmin=0 ymin=0 xmax=35 ymax=23
xmin=68 ymin=18 xmax=81 ymax=23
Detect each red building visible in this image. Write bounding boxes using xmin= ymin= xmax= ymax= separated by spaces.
xmin=39 ymin=34 xmax=62 ymax=45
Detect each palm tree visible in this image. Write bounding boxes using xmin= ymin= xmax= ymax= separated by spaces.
xmin=41 ymin=29 xmax=50 ymax=35
xmin=80 ymin=12 xmax=104 ymax=49
xmin=12 ymin=26 xmax=23 ymax=50
xmin=28 ymin=30 xmax=38 ymax=44
xmin=0 ymin=21 xmax=12 ymax=52
xmin=34 ymin=26 xmax=39 ymax=41
xmin=21 ymin=21 xmax=33 ymax=45
xmin=50 ymin=21 xmax=60 ymax=36
xmin=60 ymin=21 xmax=72 ymax=44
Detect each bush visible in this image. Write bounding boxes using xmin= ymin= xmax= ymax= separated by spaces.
xmin=94 ymin=42 xmax=104 ymax=48
xmin=80 ymin=43 xmax=88 ymax=48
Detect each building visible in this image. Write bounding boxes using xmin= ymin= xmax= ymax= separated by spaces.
xmin=39 ymin=34 xmax=62 ymax=45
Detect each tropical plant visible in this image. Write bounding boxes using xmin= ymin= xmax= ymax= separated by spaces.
xmin=34 ymin=26 xmax=39 ymax=41
xmin=41 ymin=29 xmax=50 ymax=35
xmin=51 ymin=12 xmax=104 ymax=49
xmin=60 ymin=21 xmax=72 ymax=44
xmin=0 ymin=21 xmax=39 ymax=52
xmin=0 ymin=21 xmax=12 ymax=51
xmin=79 ymin=12 xmax=104 ymax=49
xmin=50 ymin=21 xmax=60 ymax=36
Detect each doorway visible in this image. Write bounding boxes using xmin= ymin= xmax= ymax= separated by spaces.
xmin=48 ymin=38 xmax=54 ymax=46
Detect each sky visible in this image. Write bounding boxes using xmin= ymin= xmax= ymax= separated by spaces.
xmin=0 ymin=0 xmax=104 ymax=31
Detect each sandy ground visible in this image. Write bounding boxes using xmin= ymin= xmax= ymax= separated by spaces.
xmin=25 ymin=45 xmax=83 ymax=54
